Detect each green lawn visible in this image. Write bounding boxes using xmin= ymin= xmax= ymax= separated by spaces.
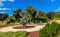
xmin=0 ymin=31 xmax=27 ymax=37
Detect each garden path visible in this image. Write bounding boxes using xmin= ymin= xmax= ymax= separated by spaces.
xmin=0 ymin=24 xmax=45 ymax=32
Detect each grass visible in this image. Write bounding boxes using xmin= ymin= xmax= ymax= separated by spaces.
xmin=0 ymin=31 xmax=27 ymax=37
xmin=0 ymin=23 xmax=20 ymax=28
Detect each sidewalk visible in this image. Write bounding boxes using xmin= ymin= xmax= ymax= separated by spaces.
xmin=0 ymin=24 xmax=45 ymax=32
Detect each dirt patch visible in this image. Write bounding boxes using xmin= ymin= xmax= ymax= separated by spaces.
xmin=13 ymin=26 xmax=35 ymax=29
xmin=27 ymin=31 xmax=39 ymax=37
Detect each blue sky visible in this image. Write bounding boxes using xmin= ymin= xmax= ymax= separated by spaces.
xmin=0 ymin=0 xmax=60 ymax=16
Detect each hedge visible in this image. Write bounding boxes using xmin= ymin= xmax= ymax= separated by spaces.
xmin=32 ymin=17 xmax=49 ymax=24
xmin=39 ymin=22 xmax=60 ymax=37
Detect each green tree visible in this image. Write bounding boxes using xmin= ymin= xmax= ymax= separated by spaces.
xmin=25 ymin=6 xmax=36 ymax=22
xmin=37 ymin=10 xmax=46 ymax=18
xmin=54 ymin=12 xmax=60 ymax=18
xmin=7 ymin=16 xmax=16 ymax=23
xmin=13 ymin=9 xmax=22 ymax=22
xmin=46 ymin=11 xmax=54 ymax=19
xmin=0 ymin=13 xmax=8 ymax=24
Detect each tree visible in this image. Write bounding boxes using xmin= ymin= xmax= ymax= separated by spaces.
xmin=3 ymin=13 xmax=8 ymax=19
xmin=13 ymin=9 xmax=29 ymax=27
xmin=19 ymin=12 xmax=29 ymax=27
xmin=13 ymin=9 xmax=22 ymax=22
xmin=54 ymin=12 xmax=60 ymax=18
xmin=7 ymin=16 xmax=16 ymax=24
xmin=25 ymin=6 xmax=36 ymax=22
xmin=46 ymin=11 xmax=54 ymax=19
xmin=37 ymin=10 xmax=46 ymax=18
xmin=31 ymin=10 xmax=36 ymax=19
xmin=0 ymin=13 xmax=8 ymax=24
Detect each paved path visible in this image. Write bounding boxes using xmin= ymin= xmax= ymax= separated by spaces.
xmin=27 ymin=31 xmax=39 ymax=37
xmin=0 ymin=24 xmax=45 ymax=32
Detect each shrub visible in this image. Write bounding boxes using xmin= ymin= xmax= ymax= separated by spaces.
xmin=0 ymin=31 xmax=27 ymax=37
xmin=39 ymin=22 xmax=60 ymax=37
xmin=32 ymin=17 xmax=49 ymax=23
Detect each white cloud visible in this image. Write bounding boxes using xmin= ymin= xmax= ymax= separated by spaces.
xmin=0 ymin=12 xmax=5 ymax=13
xmin=0 ymin=8 xmax=10 ymax=10
xmin=0 ymin=0 xmax=15 ymax=2
xmin=51 ymin=0 xmax=56 ymax=2
xmin=57 ymin=7 xmax=60 ymax=11
xmin=8 ymin=0 xmax=15 ymax=2
xmin=0 ymin=0 xmax=15 ymax=6
xmin=0 ymin=0 xmax=7 ymax=2
xmin=51 ymin=0 xmax=54 ymax=2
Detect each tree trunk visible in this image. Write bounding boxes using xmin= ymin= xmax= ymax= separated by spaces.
xmin=29 ymin=15 xmax=32 ymax=23
xmin=23 ymin=23 xmax=26 ymax=28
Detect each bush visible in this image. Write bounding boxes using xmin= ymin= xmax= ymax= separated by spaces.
xmin=8 ymin=19 xmax=15 ymax=23
xmin=0 ymin=31 xmax=27 ymax=37
xmin=32 ymin=17 xmax=49 ymax=23
xmin=0 ymin=24 xmax=10 ymax=28
xmin=0 ymin=23 xmax=20 ymax=28
xmin=39 ymin=22 xmax=60 ymax=37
